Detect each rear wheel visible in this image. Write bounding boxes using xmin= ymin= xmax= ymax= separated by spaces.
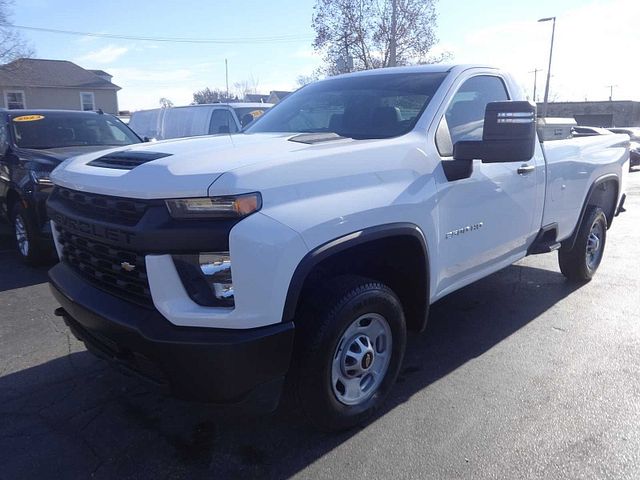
xmin=11 ymin=203 xmax=50 ymax=266
xmin=558 ymin=206 xmax=607 ymax=281
xmin=294 ymin=276 xmax=406 ymax=431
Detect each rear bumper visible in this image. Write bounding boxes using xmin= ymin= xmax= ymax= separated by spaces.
xmin=49 ymin=262 xmax=294 ymax=413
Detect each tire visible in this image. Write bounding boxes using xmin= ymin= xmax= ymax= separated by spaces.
xmin=11 ymin=203 xmax=50 ymax=266
xmin=294 ymin=275 xmax=406 ymax=432
xmin=558 ymin=206 xmax=607 ymax=282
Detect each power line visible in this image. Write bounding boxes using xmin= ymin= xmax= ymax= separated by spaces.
xmin=5 ymin=23 xmax=313 ymax=44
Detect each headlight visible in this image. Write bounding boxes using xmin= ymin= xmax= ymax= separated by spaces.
xmin=30 ymin=170 xmax=53 ymax=185
xmin=165 ymin=193 xmax=261 ymax=219
xmin=172 ymin=252 xmax=234 ymax=307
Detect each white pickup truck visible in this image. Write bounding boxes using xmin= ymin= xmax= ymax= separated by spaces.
xmin=47 ymin=64 xmax=628 ymax=431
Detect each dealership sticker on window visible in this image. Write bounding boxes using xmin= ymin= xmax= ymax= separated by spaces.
xmin=13 ymin=115 xmax=45 ymax=122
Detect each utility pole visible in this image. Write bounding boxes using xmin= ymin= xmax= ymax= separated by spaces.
xmin=529 ymin=68 xmax=542 ymax=102
xmin=389 ymin=0 xmax=397 ymax=67
xmin=538 ymin=16 xmax=556 ymax=117
xmin=225 ymin=58 xmax=229 ymax=100
xmin=606 ymin=84 xmax=617 ymax=101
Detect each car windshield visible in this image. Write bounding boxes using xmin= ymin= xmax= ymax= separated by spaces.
xmin=10 ymin=113 xmax=141 ymax=149
xmin=245 ymin=72 xmax=447 ymax=139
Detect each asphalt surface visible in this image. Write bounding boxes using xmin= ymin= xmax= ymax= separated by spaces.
xmin=1 ymin=170 xmax=639 ymax=480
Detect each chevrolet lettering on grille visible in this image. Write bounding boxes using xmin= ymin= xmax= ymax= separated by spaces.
xmin=50 ymin=211 xmax=135 ymax=245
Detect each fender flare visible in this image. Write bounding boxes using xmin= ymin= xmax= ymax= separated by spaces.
xmin=281 ymin=222 xmax=431 ymax=329
xmin=564 ymin=173 xmax=619 ymax=250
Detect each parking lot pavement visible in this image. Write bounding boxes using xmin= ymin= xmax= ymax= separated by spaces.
xmin=0 ymin=171 xmax=639 ymax=480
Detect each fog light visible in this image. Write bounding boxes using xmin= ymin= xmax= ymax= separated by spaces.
xmin=172 ymin=252 xmax=234 ymax=307
xmin=199 ymin=253 xmax=234 ymax=302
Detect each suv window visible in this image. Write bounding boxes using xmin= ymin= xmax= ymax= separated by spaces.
xmin=436 ymin=75 xmax=509 ymax=156
xmin=209 ymin=109 xmax=238 ymax=134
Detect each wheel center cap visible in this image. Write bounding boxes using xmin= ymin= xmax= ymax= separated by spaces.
xmin=362 ymin=351 xmax=374 ymax=370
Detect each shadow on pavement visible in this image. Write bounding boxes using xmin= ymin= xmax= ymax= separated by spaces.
xmin=0 ymin=222 xmax=56 ymax=292
xmin=0 ymin=250 xmax=54 ymax=292
xmin=0 ymin=263 xmax=583 ymax=479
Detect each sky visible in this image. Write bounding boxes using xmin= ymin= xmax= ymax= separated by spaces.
xmin=8 ymin=0 xmax=639 ymax=111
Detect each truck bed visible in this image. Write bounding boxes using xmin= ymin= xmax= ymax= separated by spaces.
xmin=540 ymin=134 xmax=628 ymax=240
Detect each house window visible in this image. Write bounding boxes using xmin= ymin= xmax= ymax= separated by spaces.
xmin=80 ymin=92 xmax=95 ymax=111
xmin=4 ymin=90 xmax=26 ymax=109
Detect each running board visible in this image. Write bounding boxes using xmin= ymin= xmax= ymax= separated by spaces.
xmin=528 ymin=241 xmax=561 ymax=254
xmin=527 ymin=223 xmax=560 ymax=255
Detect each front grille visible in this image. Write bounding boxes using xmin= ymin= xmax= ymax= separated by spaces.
xmin=56 ymin=225 xmax=152 ymax=307
xmin=52 ymin=187 xmax=149 ymax=226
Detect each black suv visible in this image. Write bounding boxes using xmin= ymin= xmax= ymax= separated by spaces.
xmin=0 ymin=109 xmax=142 ymax=264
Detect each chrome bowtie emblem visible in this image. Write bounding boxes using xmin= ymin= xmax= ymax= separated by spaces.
xmin=120 ymin=261 xmax=136 ymax=272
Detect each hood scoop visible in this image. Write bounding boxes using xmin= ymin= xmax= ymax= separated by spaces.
xmin=288 ymin=132 xmax=346 ymax=144
xmin=87 ymin=151 xmax=172 ymax=170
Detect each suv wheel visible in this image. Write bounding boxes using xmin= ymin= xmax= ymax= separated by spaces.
xmin=294 ymin=276 xmax=406 ymax=431
xmin=558 ymin=206 xmax=607 ymax=281
xmin=11 ymin=203 xmax=49 ymax=266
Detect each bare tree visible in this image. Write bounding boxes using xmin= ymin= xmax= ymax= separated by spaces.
xmin=233 ymin=74 xmax=260 ymax=100
xmin=192 ymin=87 xmax=235 ymax=104
xmin=296 ymin=73 xmax=321 ymax=87
xmin=0 ymin=0 xmax=33 ymax=64
xmin=159 ymin=97 xmax=174 ymax=108
xmin=312 ymin=0 xmax=446 ymax=74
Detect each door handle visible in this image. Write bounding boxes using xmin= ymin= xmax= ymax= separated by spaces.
xmin=517 ymin=164 xmax=535 ymax=175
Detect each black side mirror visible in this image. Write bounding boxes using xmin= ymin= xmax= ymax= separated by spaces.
xmin=453 ymin=101 xmax=537 ymax=163
xmin=143 ymin=136 xmax=151 ymax=142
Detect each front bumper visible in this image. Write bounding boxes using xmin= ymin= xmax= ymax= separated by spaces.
xmin=49 ymin=262 xmax=295 ymax=413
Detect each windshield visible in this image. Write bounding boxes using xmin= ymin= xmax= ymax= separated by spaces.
xmin=10 ymin=113 xmax=141 ymax=149
xmin=245 ymin=72 xmax=447 ymax=139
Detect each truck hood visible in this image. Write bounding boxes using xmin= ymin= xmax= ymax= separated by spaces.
xmin=50 ymin=133 xmax=367 ymax=198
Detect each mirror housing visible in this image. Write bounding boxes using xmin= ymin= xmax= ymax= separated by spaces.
xmin=453 ymin=101 xmax=537 ymax=163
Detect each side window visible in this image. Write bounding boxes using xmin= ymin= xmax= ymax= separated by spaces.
xmin=209 ymin=109 xmax=238 ymax=134
xmin=436 ymin=76 xmax=509 ymax=156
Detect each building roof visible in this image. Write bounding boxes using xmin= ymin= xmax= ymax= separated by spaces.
xmin=0 ymin=58 xmax=120 ymax=90
xmin=245 ymin=93 xmax=270 ymax=103
xmin=269 ymin=90 xmax=292 ymax=99
xmin=87 ymin=69 xmax=113 ymax=78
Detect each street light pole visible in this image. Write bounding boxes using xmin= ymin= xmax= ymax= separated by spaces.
xmin=529 ymin=68 xmax=542 ymax=102
xmin=538 ymin=16 xmax=556 ymax=117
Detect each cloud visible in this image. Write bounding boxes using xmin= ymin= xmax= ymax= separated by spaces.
xmin=76 ymin=45 xmax=129 ymax=64
xmin=450 ymin=0 xmax=640 ymax=101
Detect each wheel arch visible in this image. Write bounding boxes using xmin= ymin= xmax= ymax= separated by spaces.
xmin=564 ymin=173 xmax=619 ymax=250
xmin=282 ymin=223 xmax=431 ymax=332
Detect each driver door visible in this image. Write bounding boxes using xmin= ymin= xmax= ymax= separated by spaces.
xmin=432 ymin=75 xmax=541 ymax=297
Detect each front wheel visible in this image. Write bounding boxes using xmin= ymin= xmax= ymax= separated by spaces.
xmin=294 ymin=276 xmax=406 ymax=431
xmin=558 ymin=206 xmax=607 ymax=281
xmin=11 ymin=203 xmax=50 ymax=266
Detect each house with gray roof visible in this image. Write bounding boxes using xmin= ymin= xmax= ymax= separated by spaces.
xmin=267 ymin=90 xmax=293 ymax=104
xmin=0 ymin=58 xmax=121 ymax=114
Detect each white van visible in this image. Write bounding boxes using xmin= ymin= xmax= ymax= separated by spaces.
xmin=129 ymin=103 xmax=272 ymax=140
